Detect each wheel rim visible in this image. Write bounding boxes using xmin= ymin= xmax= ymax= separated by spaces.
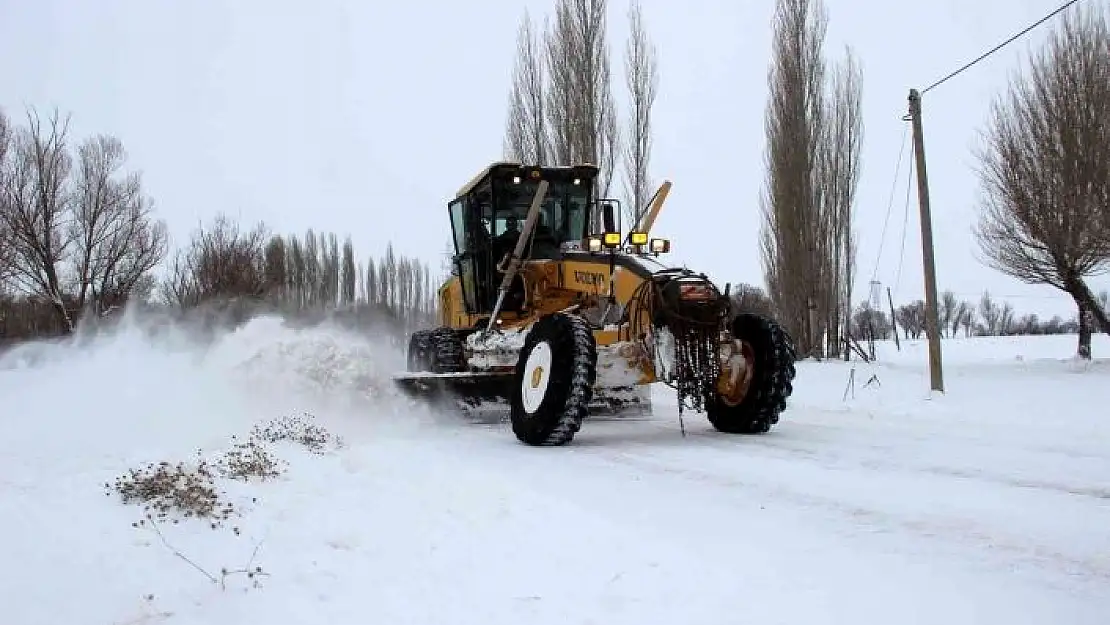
xmin=520 ymin=341 xmax=553 ymax=414
xmin=719 ymin=339 xmax=756 ymax=407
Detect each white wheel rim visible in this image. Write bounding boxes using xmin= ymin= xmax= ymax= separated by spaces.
xmin=521 ymin=341 xmax=553 ymax=414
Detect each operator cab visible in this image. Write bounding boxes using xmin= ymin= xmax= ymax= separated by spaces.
xmin=447 ymin=162 xmax=598 ymax=315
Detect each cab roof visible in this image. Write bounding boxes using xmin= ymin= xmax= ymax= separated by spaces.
xmin=453 ymin=161 xmax=599 ymax=200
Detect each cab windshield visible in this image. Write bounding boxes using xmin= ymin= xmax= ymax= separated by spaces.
xmin=490 ymin=179 xmax=590 ymax=250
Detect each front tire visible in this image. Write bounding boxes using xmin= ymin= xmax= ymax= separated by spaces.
xmin=706 ymin=313 xmax=796 ymax=434
xmin=406 ymin=330 xmax=433 ymax=371
xmin=510 ymin=313 xmax=597 ymax=446
xmin=406 ymin=327 xmax=464 ymax=373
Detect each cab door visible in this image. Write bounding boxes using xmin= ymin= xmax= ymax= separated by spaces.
xmin=448 ymin=198 xmax=479 ymax=313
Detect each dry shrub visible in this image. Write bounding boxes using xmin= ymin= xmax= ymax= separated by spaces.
xmin=105 ymin=457 xmax=236 ymax=526
xmin=249 ymin=413 xmax=345 ymax=455
xmin=105 ymin=413 xmax=339 ymax=525
xmin=216 ymin=436 xmax=288 ymax=482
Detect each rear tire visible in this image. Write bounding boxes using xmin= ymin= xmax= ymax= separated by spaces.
xmin=510 ymin=313 xmax=597 ymax=446
xmin=706 ymin=313 xmax=796 ymax=434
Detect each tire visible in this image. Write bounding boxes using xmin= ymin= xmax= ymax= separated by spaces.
xmin=706 ymin=312 xmax=796 ymax=434
xmin=427 ymin=327 xmax=465 ymax=373
xmin=406 ymin=330 xmax=433 ymax=371
xmin=406 ymin=327 xmax=464 ymax=373
xmin=510 ymin=313 xmax=597 ymax=446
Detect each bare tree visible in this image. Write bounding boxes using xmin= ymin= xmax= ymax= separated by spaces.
xmin=999 ymin=300 xmax=1016 ymax=335
xmin=365 ymin=257 xmax=378 ymax=306
xmin=974 ymin=3 xmax=1110 ymax=357
xmin=544 ymin=0 xmax=620 ymax=203
xmin=0 ymin=221 xmax=10 ymax=289
xmin=287 ymin=236 xmax=305 ymax=308
xmin=325 ymin=232 xmax=340 ymax=307
xmin=979 ymin=291 xmax=1002 ymax=335
xmin=959 ymin=303 xmax=975 ymax=337
xmin=504 ymin=10 xmax=550 ymax=165
xmin=851 ymin=302 xmax=891 ymax=340
xmin=160 ymin=214 xmax=268 ymax=308
xmin=952 ymin=300 xmax=973 ymax=337
xmin=302 ymin=229 xmax=319 ymax=307
xmin=341 ymin=236 xmax=356 ymax=306
xmin=621 ymin=0 xmax=659 ymax=226
xmin=380 ymin=243 xmax=397 ymax=311
xmin=896 ymin=300 xmax=926 ymax=339
xmin=759 ymin=0 xmax=862 ymax=360
xmin=0 ymin=108 xmax=12 ymax=288
xmin=0 ymin=107 xmax=75 ymax=330
xmin=263 ymin=234 xmax=287 ymax=303
xmin=729 ymin=283 xmax=775 ymax=319
xmin=939 ymin=290 xmax=958 ymax=337
xmin=759 ymin=0 xmax=828 ymax=357
xmin=68 ymin=134 xmax=167 ymax=316
xmin=818 ymin=45 xmax=863 ymax=357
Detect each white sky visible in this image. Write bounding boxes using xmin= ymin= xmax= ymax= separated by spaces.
xmin=2 ymin=0 xmax=1106 ymax=318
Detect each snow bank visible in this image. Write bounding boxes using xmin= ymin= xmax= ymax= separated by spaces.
xmin=0 ymin=308 xmax=441 ymax=624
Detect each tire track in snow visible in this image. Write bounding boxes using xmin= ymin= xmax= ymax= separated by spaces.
xmin=566 ymin=401 xmax=1110 ymax=503
xmin=411 ymin=420 xmax=1110 ymax=623
xmin=553 ymin=420 xmax=1110 ymax=588
xmin=683 ymin=422 xmax=1110 ymax=503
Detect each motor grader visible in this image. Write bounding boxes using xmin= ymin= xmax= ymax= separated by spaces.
xmin=392 ymin=161 xmax=796 ymax=446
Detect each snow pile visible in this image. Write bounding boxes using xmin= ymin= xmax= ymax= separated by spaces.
xmin=465 ymin=325 xmax=527 ymax=369
xmin=0 ymin=308 xmax=442 ymax=624
xmin=211 ymin=315 xmax=410 ymax=411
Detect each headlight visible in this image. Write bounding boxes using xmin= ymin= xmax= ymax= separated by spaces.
xmin=649 ymin=238 xmax=670 ymax=253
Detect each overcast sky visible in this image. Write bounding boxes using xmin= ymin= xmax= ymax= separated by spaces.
xmin=1 ymin=0 xmax=1105 ymax=318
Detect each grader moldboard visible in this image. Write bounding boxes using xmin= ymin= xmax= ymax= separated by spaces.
xmin=392 ymin=162 xmax=797 ymax=446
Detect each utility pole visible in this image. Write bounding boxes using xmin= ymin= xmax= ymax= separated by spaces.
xmin=906 ymin=88 xmax=944 ymax=392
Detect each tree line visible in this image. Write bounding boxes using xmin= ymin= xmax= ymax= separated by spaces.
xmin=9 ymin=1 xmax=1109 ymax=361
xmin=498 ymin=0 xmax=1110 ymax=359
xmin=158 ymin=217 xmax=438 ymax=337
xmin=849 ymin=289 xmax=1109 ymax=342
xmin=731 ymin=281 xmax=1105 ymax=341
xmin=0 ymin=106 xmax=437 ymax=345
xmin=758 ymin=0 xmax=1110 ymax=359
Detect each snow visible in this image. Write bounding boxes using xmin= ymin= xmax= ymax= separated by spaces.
xmin=1 ymin=310 xmax=1109 ymax=625
xmin=594 ymin=342 xmax=648 ymax=387
xmin=466 ymin=325 xmax=527 ymax=369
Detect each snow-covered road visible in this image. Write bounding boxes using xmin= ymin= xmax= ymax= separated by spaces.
xmin=1 ymin=315 xmax=1107 ymax=624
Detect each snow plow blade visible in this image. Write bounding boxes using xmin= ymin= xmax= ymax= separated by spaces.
xmin=392 ymin=371 xmax=514 ymax=407
xmin=392 ymin=371 xmax=652 ymax=417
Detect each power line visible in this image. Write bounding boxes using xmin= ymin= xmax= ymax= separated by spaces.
xmin=868 ymin=122 xmax=910 ymax=283
xmin=946 ymin=291 xmax=1094 ymax=300
xmin=891 ymin=156 xmax=915 ymax=294
xmin=921 ymin=0 xmax=1087 ymax=94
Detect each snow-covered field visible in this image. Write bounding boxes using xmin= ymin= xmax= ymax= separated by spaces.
xmin=1 ymin=311 xmax=1108 ymax=625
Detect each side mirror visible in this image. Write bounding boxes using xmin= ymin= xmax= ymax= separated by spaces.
xmin=602 ymin=202 xmax=616 ymax=234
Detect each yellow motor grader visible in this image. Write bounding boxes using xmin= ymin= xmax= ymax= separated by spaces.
xmin=392 ymin=162 xmax=796 ymax=446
